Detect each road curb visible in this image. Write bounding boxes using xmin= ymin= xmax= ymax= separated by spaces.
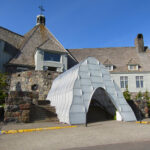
xmin=0 ymin=125 xmax=77 ymax=134
xmin=136 ymin=121 xmax=150 ymax=124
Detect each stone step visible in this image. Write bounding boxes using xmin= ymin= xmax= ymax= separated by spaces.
xmin=30 ymin=104 xmax=58 ymax=122
xmin=37 ymin=100 xmax=50 ymax=105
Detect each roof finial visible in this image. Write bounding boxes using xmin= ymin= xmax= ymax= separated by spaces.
xmin=38 ymin=0 xmax=45 ymax=15
xmin=37 ymin=0 xmax=46 ymax=25
xmin=38 ymin=5 xmax=45 ymax=15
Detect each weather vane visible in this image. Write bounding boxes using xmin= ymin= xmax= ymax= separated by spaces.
xmin=38 ymin=0 xmax=45 ymax=15
xmin=39 ymin=5 xmax=45 ymax=15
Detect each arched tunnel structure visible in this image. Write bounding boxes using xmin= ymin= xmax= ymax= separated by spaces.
xmin=47 ymin=57 xmax=137 ymax=124
xmin=87 ymin=87 xmax=116 ymax=123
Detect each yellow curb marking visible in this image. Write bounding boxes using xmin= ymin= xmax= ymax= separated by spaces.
xmin=1 ymin=126 xmax=77 ymax=134
xmin=136 ymin=121 xmax=150 ymax=124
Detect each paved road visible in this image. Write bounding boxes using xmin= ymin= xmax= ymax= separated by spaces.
xmin=64 ymin=141 xmax=150 ymax=150
xmin=1 ymin=121 xmax=150 ymax=150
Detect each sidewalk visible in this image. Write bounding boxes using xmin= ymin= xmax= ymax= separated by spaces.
xmin=0 ymin=121 xmax=69 ymax=131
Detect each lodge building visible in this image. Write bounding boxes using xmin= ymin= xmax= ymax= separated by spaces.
xmin=0 ymin=15 xmax=150 ymax=95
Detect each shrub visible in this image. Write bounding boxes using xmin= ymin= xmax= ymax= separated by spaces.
xmin=123 ymin=87 xmax=131 ymax=101
xmin=0 ymin=73 xmax=8 ymax=105
xmin=135 ymin=91 xmax=143 ymax=100
xmin=143 ymin=90 xmax=150 ymax=101
xmin=147 ymin=101 xmax=150 ymax=109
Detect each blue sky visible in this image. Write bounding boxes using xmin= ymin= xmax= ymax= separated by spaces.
xmin=1 ymin=0 xmax=150 ymax=48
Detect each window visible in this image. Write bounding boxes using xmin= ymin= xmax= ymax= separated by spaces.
xmin=136 ymin=76 xmax=143 ymax=88
xmin=128 ymin=65 xmax=138 ymax=70
xmin=105 ymin=65 xmax=113 ymax=71
xmin=120 ymin=76 xmax=128 ymax=88
xmin=44 ymin=52 xmax=61 ymax=62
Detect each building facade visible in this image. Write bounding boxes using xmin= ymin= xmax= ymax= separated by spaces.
xmin=0 ymin=15 xmax=150 ymax=96
xmin=68 ymin=34 xmax=150 ymax=95
xmin=0 ymin=15 xmax=73 ymax=73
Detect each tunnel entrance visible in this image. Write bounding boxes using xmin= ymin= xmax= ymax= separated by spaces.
xmin=87 ymin=88 xmax=116 ymax=123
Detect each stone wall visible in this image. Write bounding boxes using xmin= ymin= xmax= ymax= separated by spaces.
xmin=9 ymin=70 xmax=60 ymax=100
xmin=128 ymin=100 xmax=149 ymax=120
xmin=4 ymin=91 xmax=38 ymax=123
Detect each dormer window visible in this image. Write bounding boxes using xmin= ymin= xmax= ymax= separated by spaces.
xmin=44 ymin=52 xmax=61 ymax=62
xmin=128 ymin=65 xmax=139 ymax=71
xmin=127 ymin=58 xmax=139 ymax=71
xmin=103 ymin=59 xmax=114 ymax=71
xmin=105 ymin=65 xmax=113 ymax=71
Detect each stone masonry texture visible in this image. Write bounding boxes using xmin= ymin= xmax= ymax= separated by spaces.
xmin=4 ymin=91 xmax=38 ymax=123
xmin=9 ymin=70 xmax=60 ymax=100
xmin=4 ymin=70 xmax=60 ymax=123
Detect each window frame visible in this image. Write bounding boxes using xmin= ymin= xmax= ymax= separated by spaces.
xmin=128 ymin=65 xmax=138 ymax=71
xmin=105 ymin=65 xmax=113 ymax=71
xmin=120 ymin=76 xmax=128 ymax=89
xmin=136 ymin=76 xmax=144 ymax=88
xmin=43 ymin=51 xmax=61 ymax=62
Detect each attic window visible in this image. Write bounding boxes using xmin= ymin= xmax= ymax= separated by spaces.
xmin=105 ymin=65 xmax=113 ymax=71
xmin=44 ymin=52 xmax=61 ymax=62
xmin=128 ymin=65 xmax=139 ymax=71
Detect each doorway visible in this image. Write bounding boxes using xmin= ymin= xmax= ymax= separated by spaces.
xmin=87 ymin=88 xmax=116 ymax=123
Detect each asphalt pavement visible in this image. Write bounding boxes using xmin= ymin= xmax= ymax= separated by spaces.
xmin=64 ymin=141 xmax=150 ymax=150
xmin=1 ymin=121 xmax=150 ymax=150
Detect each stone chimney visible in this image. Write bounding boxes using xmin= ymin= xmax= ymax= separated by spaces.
xmin=36 ymin=15 xmax=46 ymax=26
xmin=135 ymin=34 xmax=144 ymax=52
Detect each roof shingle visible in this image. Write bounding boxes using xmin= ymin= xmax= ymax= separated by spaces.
xmin=9 ymin=24 xmax=68 ymax=66
xmin=68 ymin=47 xmax=150 ymax=72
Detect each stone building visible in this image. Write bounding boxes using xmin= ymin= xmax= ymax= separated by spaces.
xmin=0 ymin=15 xmax=77 ymax=123
xmin=68 ymin=34 xmax=150 ymax=95
xmin=0 ymin=15 xmax=150 ymax=96
xmin=0 ymin=15 xmax=77 ymax=100
xmin=0 ymin=14 xmax=150 ymax=123
xmin=6 ymin=15 xmax=74 ymax=73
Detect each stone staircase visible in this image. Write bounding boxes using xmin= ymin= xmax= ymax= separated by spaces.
xmin=30 ymin=100 xmax=59 ymax=122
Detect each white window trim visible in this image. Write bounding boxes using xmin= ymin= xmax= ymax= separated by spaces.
xmin=136 ymin=76 xmax=144 ymax=88
xmin=105 ymin=65 xmax=113 ymax=71
xmin=128 ymin=65 xmax=139 ymax=71
xmin=120 ymin=76 xmax=128 ymax=89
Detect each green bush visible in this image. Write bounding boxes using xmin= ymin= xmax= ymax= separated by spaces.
xmin=143 ymin=90 xmax=150 ymax=101
xmin=135 ymin=91 xmax=143 ymax=100
xmin=123 ymin=87 xmax=131 ymax=101
xmin=147 ymin=101 xmax=150 ymax=109
xmin=0 ymin=73 xmax=8 ymax=105
xmin=114 ymin=114 xmax=116 ymax=120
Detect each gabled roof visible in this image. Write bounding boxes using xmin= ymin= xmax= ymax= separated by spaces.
xmin=9 ymin=24 xmax=68 ymax=66
xmin=68 ymin=47 xmax=150 ymax=72
xmin=38 ymin=38 xmax=66 ymax=53
xmin=0 ymin=26 xmax=24 ymax=49
xmin=127 ymin=58 xmax=139 ymax=65
xmin=103 ymin=59 xmax=113 ymax=65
